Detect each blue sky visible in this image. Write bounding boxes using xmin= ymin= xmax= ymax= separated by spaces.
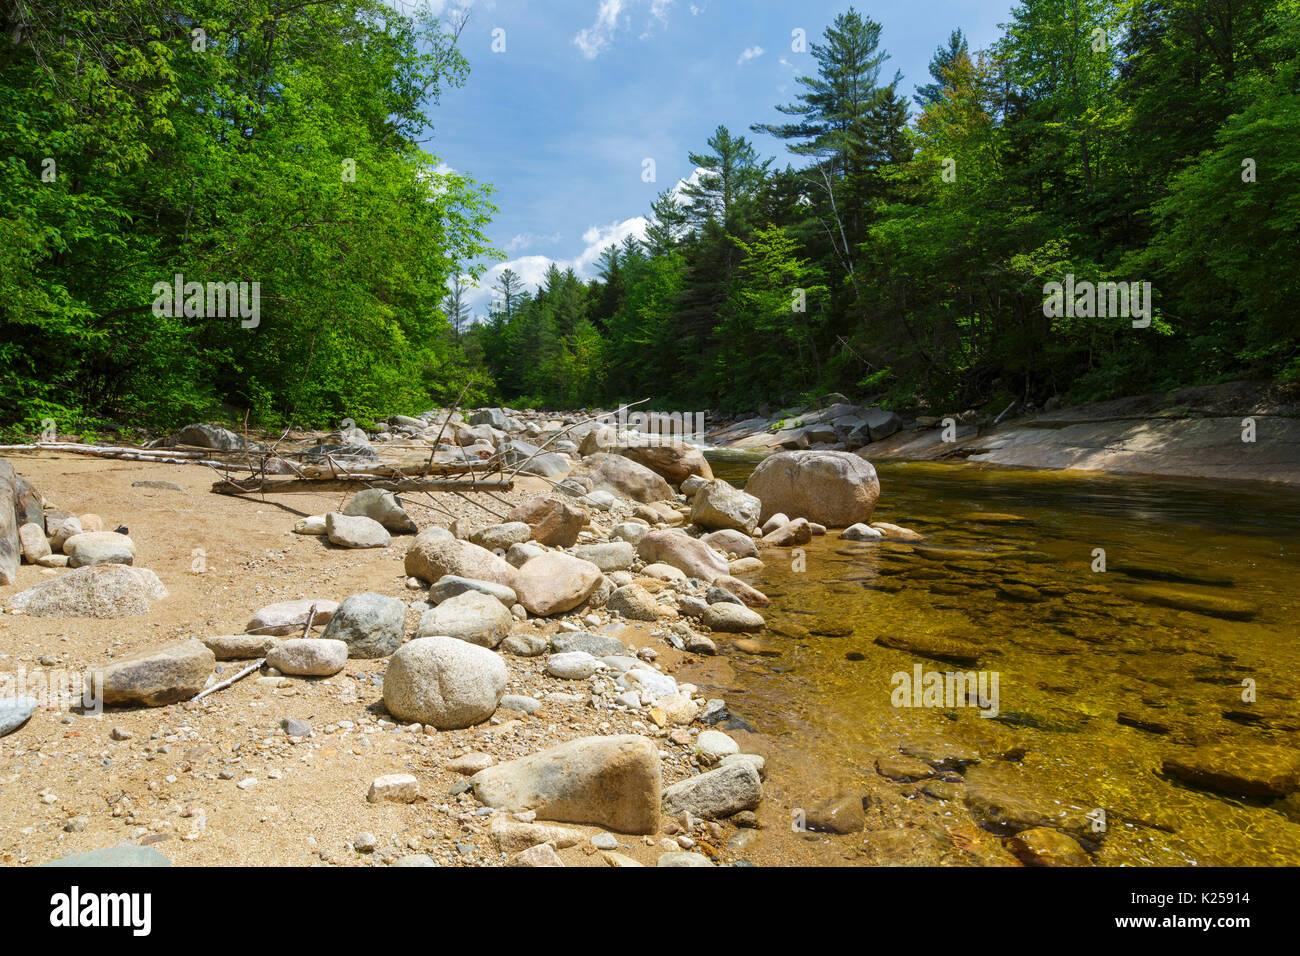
xmin=407 ymin=0 xmax=1018 ymax=313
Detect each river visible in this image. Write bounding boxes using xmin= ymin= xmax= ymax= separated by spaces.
xmin=687 ymin=453 xmax=1300 ymax=866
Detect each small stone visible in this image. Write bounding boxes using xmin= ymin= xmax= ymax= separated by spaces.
xmin=367 ymin=773 xmax=420 ymax=803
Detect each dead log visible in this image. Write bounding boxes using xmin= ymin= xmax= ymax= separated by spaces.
xmin=211 ymin=477 xmax=513 ymax=495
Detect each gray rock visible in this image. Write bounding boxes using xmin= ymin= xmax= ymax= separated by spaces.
xmin=706 ymin=585 xmax=743 ymax=606
xmin=383 ymin=636 xmax=507 ymax=730
xmin=606 ymin=584 xmax=661 ymax=621
xmin=689 ymin=480 xmax=762 ymax=533
xmin=470 ymin=521 xmax=534 ymax=551
xmin=840 ymin=523 xmax=883 ymax=542
xmin=392 ymin=854 xmax=438 ymax=867
xmin=132 ymin=480 xmax=185 ymax=492
xmin=91 ymin=639 xmax=215 ymax=707
xmin=246 ymin=598 xmax=338 ymax=636
xmin=417 ymin=589 xmax=513 ymax=648
xmin=325 ymin=512 xmax=391 ymax=549
xmin=428 ymin=574 xmax=517 ymax=607
xmin=202 ymin=634 xmax=281 ymax=660
xmin=18 ymin=523 xmax=51 ymax=563
xmin=173 ymin=423 xmax=262 ymax=452
xmin=695 ymin=730 xmax=740 ymax=764
xmin=609 ymin=522 xmax=650 ymax=546
xmin=502 ymin=632 xmax=549 ymax=657
xmin=702 ymin=603 xmax=765 ymax=633
xmin=550 ymin=631 xmax=628 ymax=657
xmin=506 ymin=542 xmax=546 ymax=568
xmin=281 ymin=717 xmax=312 ymax=737
xmin=265 ymin=638 xmax=348 ymax=676
xmin=341 ymin=488 xmax=417 ymax=534
xmin=571 ymin=541 xmax=637 ymax=572
xmin=321 ymin=592 xmax=407 ymax=658
xmin=470 ymin=735 xmax=662 ymax=833
xmin=40 ymin=844 xmax=170 ymax=867
xmin=657 ymin=852 xmax=714 ymax=867
xmin=546 ymin=651 xmax=602 ymax=679
xmin=64 ymin=531 xmax=136 ymax=567
xmin=0 ymin=697 xmax=38 ymax=737
xmin=500 ymin=694 xmax=541 ymax=714
xmin=9 ymin=565 xmax=168 ymax=618
xmin=661 ymin=761 xmax=763 ymax=819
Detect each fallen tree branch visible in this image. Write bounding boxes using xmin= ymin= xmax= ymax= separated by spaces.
xmin=211 ymin=476 xmax=514 ymax=495
xmin=193 ymin=658 xmax=265 ymax=701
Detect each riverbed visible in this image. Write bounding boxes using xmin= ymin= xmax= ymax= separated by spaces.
xmin=691 ymin=454 xmax=1300 ymax=866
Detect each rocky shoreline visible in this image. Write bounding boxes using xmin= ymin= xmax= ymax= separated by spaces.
xmin=706 ymin=381 xmax=1300 ymax=486
xmin=0 ymin=408 xmax=917 ymax=867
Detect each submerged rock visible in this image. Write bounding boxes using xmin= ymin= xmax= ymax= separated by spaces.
xmin=1162 ymin=743 xmax=1300 ymax=797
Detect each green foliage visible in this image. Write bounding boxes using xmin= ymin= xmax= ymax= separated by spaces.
xmin=0 ymin=0 xmax=495 ymax=434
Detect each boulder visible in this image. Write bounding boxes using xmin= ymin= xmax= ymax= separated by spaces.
xmin=1162 ymin=744 xmax=1300 ymax=797
xmin=470 ymin=522 xmax=534 ymax=551
xmin=427 ymin=575 xmax=516 ymax=607
xmin=620 ymin=441 xmax=713 ymax=486
xmin=417 ymin=589 xmax=513 ymax=648
xmin=606 ymin=584 xmax=661 ymax=621
xmin=47 ymin=515 xmax=82 ymax=553
xmin=9 ymin=565 xmax=167 ymax=618
xmin=404 ymin=532 xmax=517 ymax=587
xmin=18 ymin=522 xmax=51 ymax=563
xmin=841 ymin=523 xmax=884 ymax=542
xmin=202 ymin=634 xmax=281 ymax=660
xmin=550 ymin=631 xmax=628 ymax=657
xmin=325 ymin=512 xmax=391 ymax=549
xmin=470 ymin=735 xmax=662 ymax=833
xmin=546 ymin=651 xmax=602 ymax=679
xmin=744 ymin=450 xmax=881 ymax=527
xmin=173 ymin=423 xmax=263 ymax=451
xmin=701 ymin=529 xmax=758 ymax=559
xmin=265 ymin=638 xmax=348 ymax=676
xmin=761 ymin=516 xmax=812 ymax=547
xmin=710 ymin=574 xmax=770 ymax=608
xmin=341 ymin=489 xmax=417 ymax=534
xmin=63 ymin=531 xmax=136 ymax=567
xmin=702 ymin=603 xmax=765 ymax=633
xmin=246 ymin=598 xmax=338 ymax=636
xmin=689 ymin=480 xmax=761 ymax=533
xmin=0 ymin=696 xmax=38 ymax=737
xmin=383 ymin=636 xmax=507 ymax=730
xmin=505 ymin=497 xmax=588 ymax=547
xmin=320 ymin=592 xmax=407 ymax=658
xmin=571 ymin=541 xmax=637 ymax=572
xmin=636 ymin=529 xmax=728 ymax=583
xmin=513 ymin=552 xmax=603 ymax=616
xmin=661 ymin=761 xmax=762 ymax=819
xmin=575 ymin=454 xmax=674 ymax=504
xmin=91 ymin=639 xmax=215 ymax=706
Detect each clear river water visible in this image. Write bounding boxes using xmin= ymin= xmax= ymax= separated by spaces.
xmin=696 ymin=452 xmax=1300 ymax=866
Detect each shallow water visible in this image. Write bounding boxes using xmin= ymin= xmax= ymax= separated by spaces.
xmin=705 ymin=455 xmax=1300 ymax=865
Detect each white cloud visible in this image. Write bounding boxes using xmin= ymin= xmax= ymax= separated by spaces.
xmin=464 ymin=216 xmax=649 ymax=316
xmin=737 ymin=45 xmax=764 ymax=66
xmin=574 ymin=0 xmax=625 ymax=59
xmin=504 ymin=232 xmax=563 ymax=253
xmin=575 ymin=0 xmax=673 ymax=59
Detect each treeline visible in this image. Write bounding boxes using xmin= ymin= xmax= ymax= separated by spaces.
xmin=1 ymin=1 xmax=495 ymax=437
xmin=476 ymin=0 xmax=1300 ymax=414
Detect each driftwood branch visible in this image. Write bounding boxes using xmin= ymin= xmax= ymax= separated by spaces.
xmin=211 ymin=477 xmax=513 ymax=495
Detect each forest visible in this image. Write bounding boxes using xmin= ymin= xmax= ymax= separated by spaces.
xmin=2 ymin=0 xmax=1298 ymax=435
